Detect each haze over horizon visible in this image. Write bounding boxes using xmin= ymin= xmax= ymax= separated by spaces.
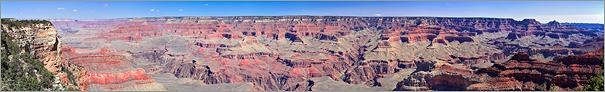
xmin=2 ymin=1 xmax=604 ymax=23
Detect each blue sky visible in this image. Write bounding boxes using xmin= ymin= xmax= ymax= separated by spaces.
xmin=1 ymin=1 xmax=603 ymax=23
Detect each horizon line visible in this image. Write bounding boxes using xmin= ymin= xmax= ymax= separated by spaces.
xmin=3 ymin=15 xmax=604 ymax=24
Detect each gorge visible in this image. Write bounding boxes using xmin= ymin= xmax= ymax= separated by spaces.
xmin=2 ymin=16 xmax=603 ymax=91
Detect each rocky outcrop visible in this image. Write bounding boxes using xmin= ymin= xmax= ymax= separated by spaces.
xmin=1 ymin=19 xmax=85 ymax=91
xmin=471 ymin=48 xmax=603 ymax=91
xmin=61 ymin=47 xmax=165 ymax=91
xmin=467 ymin=77 xmax=525 ymax=91
xmin=393 ymin=63 xmax=477 ymax=91
xmin=2 ymin=19 xmax=62 ymax=73
xmin=392 ymin=48 xmax=602 ymax=91
xmin=393 ymin=71 xmax=433 ymax=91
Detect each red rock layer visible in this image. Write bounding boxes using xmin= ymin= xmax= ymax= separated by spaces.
xmin=50 ymin=16 xmax=602 ymax=91
xmin=471 ymin=48 xmax=603 ymax=90
xmin=61 ymin=46 xmax=156 ymax=91
xmin=51 ymin=16 xmax=589 ymax=43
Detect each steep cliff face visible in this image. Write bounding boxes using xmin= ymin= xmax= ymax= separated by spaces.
xmin=469 ymin=49 xmax=603 ymax=91
xmin=2 ymin=19 xmax=61 ymax=73
xmin=1 ymin=19 xmax=81 ymax=91
xmin=391 ymin=49 xmax=603 ymax=91
xmin=49 ymin=16 xmax=603 ymax=91
xmin=60 ymin=46 xmax=166 ymax=91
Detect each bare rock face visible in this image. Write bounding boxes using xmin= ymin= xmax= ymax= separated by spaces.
xmin=1 ymin=19 xmax=82 ymax=90
xmin=61 ymin=47 xmax=165 ymax=91
xmin=394 ymin=48 xmax=603 ymax=91
xmin=393 ymin=62 xmax=477 ymax=91
xmin=393 ymin=71 xmax=433 ymax=91
xmin=428 ymin=74 xmax=474 ymax=90
xmin=1 ymin=20 xmax=62 ymax=73
xmin=467 ymin=77 xmax=524 ymax=91
xmin=471 ymin=48 xmax=603 ymax=91
xmin=48 ymin=16 xmax=603 ymax=91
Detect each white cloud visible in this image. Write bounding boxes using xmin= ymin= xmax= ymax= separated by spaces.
xmin=56 ymin=7 xmax=65 ymax=10
xmin=150 ymin=9 xmax=160 ymax=12
xmin=375 ymin=14 xmax=382 ymax=16
xmin=72 ymin=9 xmax=78 ymax=12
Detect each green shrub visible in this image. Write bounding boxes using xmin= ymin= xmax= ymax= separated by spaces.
xmin=1 ymin=18 xmax=51 ymax=28
xmin=1 ymin=30 xmax=56 ymax=91
xmin=583 ymin=73 xmax=604 ymax=91
xmin=61 ymin=66 xmax=77 ymax=85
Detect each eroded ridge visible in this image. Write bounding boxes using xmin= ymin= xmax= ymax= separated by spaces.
xmin=50 ymin=16 xmax=603 ymax=91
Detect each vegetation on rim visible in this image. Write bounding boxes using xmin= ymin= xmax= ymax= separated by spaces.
xmin=1 ymin=31 xmax=55 ymax=90
xmin=1 ymin=19 xmax=68 ymax=91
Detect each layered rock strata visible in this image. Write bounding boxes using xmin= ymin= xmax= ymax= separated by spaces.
xmin=48 ymin=16 xmax=604 ymax=91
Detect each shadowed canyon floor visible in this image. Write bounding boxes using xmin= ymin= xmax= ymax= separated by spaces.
xmin=11 ymin=16 xmax=598 ymax=91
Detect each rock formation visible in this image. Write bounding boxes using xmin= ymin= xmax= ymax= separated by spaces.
xmin=42 ymin=16 xmax=605 ymax=91
xmin=469 ymin=48 xmax=603 ymax=91
xmin=1 ymin=19 xmax=79 ymax=90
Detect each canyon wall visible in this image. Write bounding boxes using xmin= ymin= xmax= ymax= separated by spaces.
xmin=1 ymin=19 xmax=82 ymax=90
xmin=47 ymin=16 xmax=604 ymax=91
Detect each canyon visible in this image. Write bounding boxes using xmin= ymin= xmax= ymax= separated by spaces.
xmin=2 ymin=16 xmax=603 ymax=91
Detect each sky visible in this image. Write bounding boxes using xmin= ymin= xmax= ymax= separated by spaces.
xmin=1 ymin=1 xmax=604 ymax=23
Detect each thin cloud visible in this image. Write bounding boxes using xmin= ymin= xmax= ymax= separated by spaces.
xmin=150 ymin=9 xmax=160 ymax=12
xmin=178 ymin=9 xmax=183 ymax=12
xmin=375 ymin=14 xmax=382 ymax=16
xmin=103 ymin=3 xmax=109 ymax=7
xmin=56 ymin=7 xmax=65 ymax=10
xmin=72 ymin=9 xmax=78 ymax=12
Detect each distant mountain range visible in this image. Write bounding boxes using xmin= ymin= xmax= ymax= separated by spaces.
xmin=562 ymin=23 xmax=604 ymax=31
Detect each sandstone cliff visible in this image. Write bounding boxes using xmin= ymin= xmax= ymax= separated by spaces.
xmin=1 ymin=19 xmax=81 ymax=91
xmin=468 ymin=48 xmax=603 ymax=91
